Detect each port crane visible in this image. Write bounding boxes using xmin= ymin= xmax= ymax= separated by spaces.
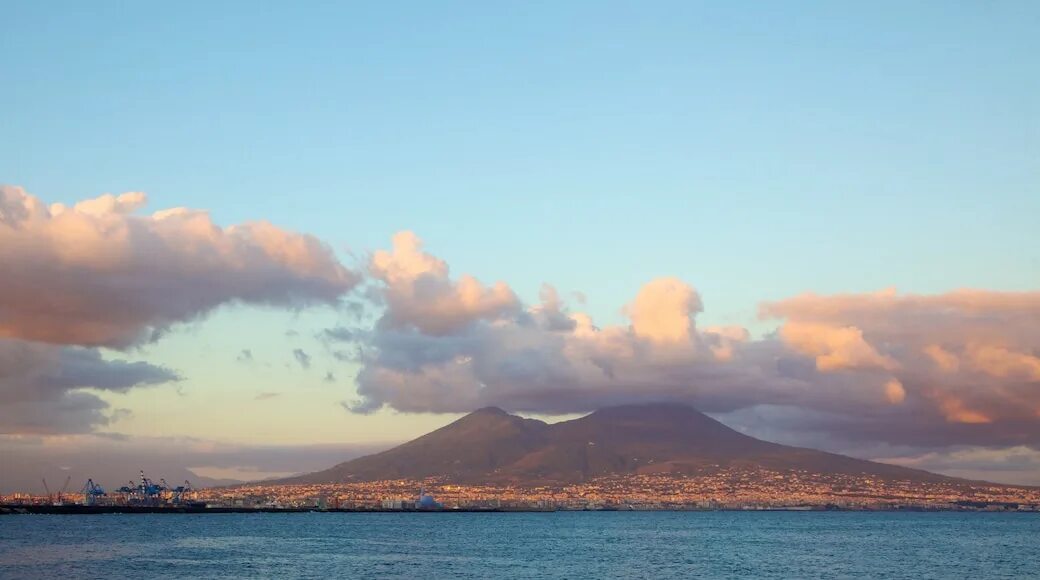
xmin=79 ymin=471 xmax=195 ymax=507
xmin=57 ymin=476 xmax=71 ymax=504
xmin=40 ymin=476 xmax=72 ymax=505
xmin=81 ymin=479 xmax=106 ymax=506
xmin=114 ymin=470 xmax=170 ymax=505
xmin=170 ymin=480 xmax=194 ymax=504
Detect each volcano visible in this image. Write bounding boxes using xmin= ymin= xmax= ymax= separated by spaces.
xmin=275 ymin=403 xmax=962 ymax=485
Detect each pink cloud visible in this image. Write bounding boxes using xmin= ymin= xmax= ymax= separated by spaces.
xmin=333 ymin=235 xmax=1040 ymax=455
xmin=778 ymin=322 xmax=898 ymax=372
xmin=762 ymin=288 xmax=1040 ymax=430
xmin=626 ymin=277 xmax=702 ymax=344
xmin=369 ymin=231 xmax=520 ymax=335
xmin=0 ymin=186 xmax=359 ymax=348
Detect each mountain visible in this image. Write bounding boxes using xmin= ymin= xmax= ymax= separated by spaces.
xmin=274 ymin=403 xmax=957 ymax=485
xmin=291 ymin=407 xmax=550 ymax=482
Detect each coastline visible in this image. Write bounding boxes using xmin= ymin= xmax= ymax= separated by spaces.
xmin=3 ymin=503 xmax=1035 ymax=515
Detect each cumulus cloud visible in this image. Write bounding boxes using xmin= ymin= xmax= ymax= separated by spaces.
xmin=777 ymin=322 xmax=898 ymax=372
xmin=0 ymin=339 xmax=178 ymax=434
xmin=330 ymin=233 xmax=1040 ymax=455
xmin=762 ymin=289 xmax=1040 ymax=440
xmin=3 ymin=194 xmax=1035 ymax=477
xmin=369 ymin=231 xmax=520 ymax=334
xmin=0 ymin=186 xmax=359 ymax=348
xmin=627 ymin=277 xmax=702 ymax=344
xmin=341 ymin=234 xmax=782 ymax=415
xmin=0 ymin=185 xmax=362 ymax=436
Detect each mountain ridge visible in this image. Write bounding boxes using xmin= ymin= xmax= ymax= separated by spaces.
xmin=272 ymin=403 xmax=970 ymax=486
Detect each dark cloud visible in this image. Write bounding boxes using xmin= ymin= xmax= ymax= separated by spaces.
xmin=321 ymin=326 xmax=358 ymax=342
xmin=42 ymin=348 xmax=180 ymax=391
xmin=878 ymin=446 xmax=1040 ymax=486
xmin=0 ymin=339 xmax=178 ymax=434
xmin=236 ymin=349 xmax=254 ymax=363
xmin=293 ymin=348 xmax=312 ymax=369
xmin=331 ymin=348 xmax=360 ymax=363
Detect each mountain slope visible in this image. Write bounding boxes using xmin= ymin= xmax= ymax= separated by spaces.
xmin=283 ymin=407 xmax=549 ymax=484
xmin=274 ymin=403 xmax=958 ymax=485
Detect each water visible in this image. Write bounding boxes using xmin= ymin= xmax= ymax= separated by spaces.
xmin=1 ymin=512 xmax=1037 ymax=579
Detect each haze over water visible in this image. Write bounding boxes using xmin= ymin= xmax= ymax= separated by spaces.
xmin=2 ymin=512 xmax=1038 ymax=579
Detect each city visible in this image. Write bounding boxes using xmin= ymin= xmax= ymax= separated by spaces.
xmin=4 ymin=469 xmax=1039 ymax=514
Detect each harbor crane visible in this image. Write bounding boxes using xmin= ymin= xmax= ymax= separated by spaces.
xmin=114 ymin=470 xmax=169 ymax=505
xmin=57 ymin=476 xmax=71 ymax=504
xmin=170 ymin=480 xmax=194 ymax=504
xmin=81 ymin=479 xmax=106 ymax=506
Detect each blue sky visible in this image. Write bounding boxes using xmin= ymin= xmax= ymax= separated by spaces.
xmin=5 ymin=1 xmax=1037 ymax=324
xmin=1 ymin=1 xmax=1039 ymax=481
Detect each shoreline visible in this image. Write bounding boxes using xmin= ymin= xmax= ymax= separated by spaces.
xmin=3 ymin=504 xmax=1035 ymax=515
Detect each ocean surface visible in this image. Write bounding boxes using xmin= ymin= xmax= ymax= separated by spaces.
xmin=1 ymin=512 xmax=1038 ymax=579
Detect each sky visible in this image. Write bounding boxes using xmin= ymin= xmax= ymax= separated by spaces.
xmin=1 ymin=1 xmax=1038 ymax=490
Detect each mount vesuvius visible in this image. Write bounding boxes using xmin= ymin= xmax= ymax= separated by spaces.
xmin=273 ymin=404 xmax=962 ymax=486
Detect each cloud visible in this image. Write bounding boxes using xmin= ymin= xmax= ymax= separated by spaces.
xmin=876 ymin=446 xmax=1040 ymax=486
xmin=369 ymin=231 xmax=520 ymax=334
xmin=710 ymin=405 xmax=1040 ymax=486
xmin=342 ymin=234 xmax=785 ymax=415
xmin=236 ymin=349 xmax=254 ymax=363
xmin=2 ymin=201 xmax=1036 ymax=480
xmin=778 ymin=322 xmax=898 ymax=372
xmin=254 ymin=392 xmax=281 ymax=401
xmin=883 ymin=378 xmax=906 ymax=405
xmin=627 ymin=277 xmax=702 ymax=344
xmin=0 ymin=185 xmax=363 ymax=436
xmin=293 ymin=348 xmax=312 ymax=369
xmin=0 ymin=186 xmax=359 ymax=348
xmin=332 ymin=233 xmax=1040 ymax=455
xmin=761 ymin=289 xmax=1040 ymax=443
xmin=0 ymin=339 xmax=178 ymax=434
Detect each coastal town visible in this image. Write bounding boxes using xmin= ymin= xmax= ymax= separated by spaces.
xmin=7 ymin=468 xmax=1038 ymax=513
xmin=198 ymin=469 xmax=1040 ymax=511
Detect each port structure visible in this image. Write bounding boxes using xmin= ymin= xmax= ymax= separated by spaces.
xmin=40 ymin=476 xmax=73 ymax=505
xmin=80 ymin=479 xmax=106 ymax=506
xmin=108 ymin=471 xmax=196 ymax=506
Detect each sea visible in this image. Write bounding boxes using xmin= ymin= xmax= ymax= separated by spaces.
xmin=1 ymin=511 xmax=1038 ymax=579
